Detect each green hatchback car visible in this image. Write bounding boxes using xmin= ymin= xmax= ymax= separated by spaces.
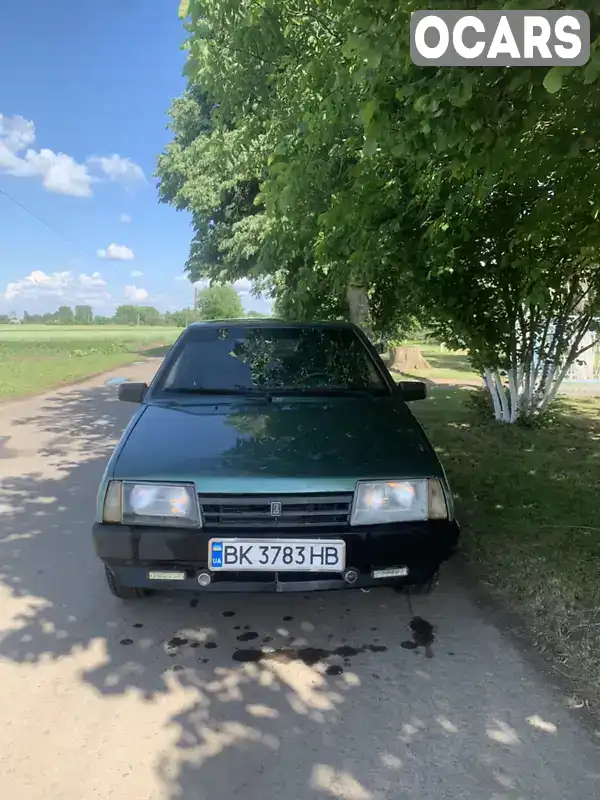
xmin=93 ymin=320 xmax=459 ymax=598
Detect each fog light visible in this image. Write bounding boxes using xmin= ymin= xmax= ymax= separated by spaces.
xmin=197 ymin=570 xmax=212 ymax=587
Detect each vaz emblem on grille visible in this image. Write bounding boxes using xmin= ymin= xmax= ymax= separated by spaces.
xmin=270 ymin=501 xmax=282 ymax=517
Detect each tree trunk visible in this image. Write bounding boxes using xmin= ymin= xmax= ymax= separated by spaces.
xmin=482 ymin=324 xmax=598 ymax=423
xmin=346 ymin=285 xmax=373 ymax=337
xmin=390 ymin=346 xmax=431 ymax=372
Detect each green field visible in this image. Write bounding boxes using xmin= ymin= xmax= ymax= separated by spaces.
xmin=384 ymin=342 xmax=481 ymax=384
xmin=0 ymin=324 xmax=183 ymax=340
xmin=0 ymin=325 xmax=181 ymax=400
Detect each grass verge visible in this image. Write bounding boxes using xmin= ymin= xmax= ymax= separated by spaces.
xmin=414 ymin=388 xmax=600 ymax=708
xmin=389 ymin=343 xmax=481 ymax=384
xmin=0 ymin=330 xmax=179 ymax=400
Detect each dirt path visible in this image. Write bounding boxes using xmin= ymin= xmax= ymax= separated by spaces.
xmin=0 ymin=363 xmax=598 ymax=799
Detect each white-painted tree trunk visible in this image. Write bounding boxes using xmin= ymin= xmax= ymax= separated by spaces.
xmin=481 ymin=318 xmax=598 ymax=423
xmin=507 ymin=369 xmax=519 ymax=423
xmin=484 ymin=368 xmax=504 ymax=421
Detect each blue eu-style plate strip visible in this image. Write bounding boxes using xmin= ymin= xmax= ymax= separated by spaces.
xmin=211 ymin=542 xmax=223 ymax=569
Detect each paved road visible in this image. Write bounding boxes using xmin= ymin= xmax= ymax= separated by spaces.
xmin=0 ymin=362 xmax=598 ymax=800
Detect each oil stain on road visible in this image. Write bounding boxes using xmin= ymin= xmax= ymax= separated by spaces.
xmin=401 ymin=616 xmax=435 ymax=658
xmin=232 ymin=643 xmax=388 ymax=674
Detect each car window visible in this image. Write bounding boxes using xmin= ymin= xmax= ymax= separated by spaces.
xmin=157 ymin=326 xmax=389 ymax=395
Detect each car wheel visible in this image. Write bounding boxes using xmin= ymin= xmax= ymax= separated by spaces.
xmin=104 ymin=564 xmax=145 ymax=599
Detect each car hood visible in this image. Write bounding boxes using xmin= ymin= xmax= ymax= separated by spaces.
xmin=112 ymin=398 xmax=442 ymax=490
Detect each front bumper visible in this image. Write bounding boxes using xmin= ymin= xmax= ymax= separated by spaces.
xmin=93 ymin=519 xmax=459 ymax=593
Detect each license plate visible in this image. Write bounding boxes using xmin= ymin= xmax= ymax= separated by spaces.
xmin=208 ymin=538 xmax=346 ymax=572
xmin=148 ymin=570 xmax=186 ymax=581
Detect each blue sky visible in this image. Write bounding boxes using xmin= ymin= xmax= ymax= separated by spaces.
xmin=0 ymin=1 xmax=270 ymax=317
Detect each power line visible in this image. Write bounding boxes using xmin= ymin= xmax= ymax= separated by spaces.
xmin=0 ymin=184 xmax=87 ymax=253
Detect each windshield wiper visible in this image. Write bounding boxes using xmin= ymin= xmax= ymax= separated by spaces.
xmin=162 ymin=387 xmax=378 ymax=399
xmin=163 ymin=387 xmax=269 ymax=397
xmin=271 ymin=388 xmax=374 ymax=398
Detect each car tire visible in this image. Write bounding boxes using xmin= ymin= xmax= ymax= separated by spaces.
xmin=104 ymin=564 xmax=145 ymax=599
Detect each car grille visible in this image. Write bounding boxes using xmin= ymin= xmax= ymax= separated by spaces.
xmin=198 ymin=493 xmax=353 ymax=531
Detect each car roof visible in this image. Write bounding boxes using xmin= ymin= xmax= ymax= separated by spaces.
xmin=185 ymin=319 xmax=358 ymax=330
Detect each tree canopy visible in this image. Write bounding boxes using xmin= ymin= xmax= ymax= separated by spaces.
xmin=196 ymin=283 xmax=245 ymax=319
xmin=158 ymin=0 xmax=600 ymax=420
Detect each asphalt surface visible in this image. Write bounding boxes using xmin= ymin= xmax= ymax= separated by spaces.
xmin=0 ymin=361 xmax=599 ymax=800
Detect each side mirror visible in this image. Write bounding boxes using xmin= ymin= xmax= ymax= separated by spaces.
xmin=397 ymin=380 xmax=427 ymax=402
xmin=118 ymin=382 xmax=148 ymax=403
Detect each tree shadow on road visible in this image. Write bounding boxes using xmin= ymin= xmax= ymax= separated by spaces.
xmin=139 ymin=344 xmax=173 ymax=359
xmin=0 ymin=384 xmax=599 ymax=798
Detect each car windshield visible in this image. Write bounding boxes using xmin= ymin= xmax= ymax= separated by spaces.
xmin=156 ymin=325 xmax=389 ymax=396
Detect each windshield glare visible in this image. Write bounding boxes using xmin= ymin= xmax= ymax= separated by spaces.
xmin=157 ymin=326 xmax=389 ymax=396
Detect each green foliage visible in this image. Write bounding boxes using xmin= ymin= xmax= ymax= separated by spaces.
xmin=164 ymin=309 xmax=201 ymax=327
xmin=246 ymin=309 xmax=269 ymax=318
xmin=196 ymin=283 xmax=245 ymax=319
xmin=57 ymin=305 xmax=75 ymax=324
xmin=157 ymin=0 xmax=600 ymax=395
xmin=74 ymin=305 xmax=93 ymax=324
xmin=112 ymin=305 xmax=164 ymax=325
xmin=156 ymin=85 xmax=265 ymax=288
xmin=10 ymin=296 xmax=260 ymax=329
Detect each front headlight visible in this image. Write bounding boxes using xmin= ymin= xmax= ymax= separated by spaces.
xmin=102 ymin=481 xmax=201 ymax=527
xmin=350 ymin=479 xmax=448 ymax=525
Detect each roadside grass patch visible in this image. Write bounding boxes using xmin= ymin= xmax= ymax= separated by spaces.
xmin=392 ymin=343 xmax=481 ymax=384
xmin=414 ymin=388 xmax=600 ymax=705
xmin=0 ymin=324 xmax=182 ymax=341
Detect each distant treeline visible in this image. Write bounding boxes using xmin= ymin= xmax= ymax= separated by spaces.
xmin=2 ymin=306 xmax=267 ymax=328
xmin=2 ymin=284 xmax=269 ymax=327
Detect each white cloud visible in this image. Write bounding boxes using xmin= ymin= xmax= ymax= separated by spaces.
xmin=0 ymin=114 xmax=93 ymax=197
xmin=124 ymin=284 xmax=148 ymax=302
xmin=119 ymin=213 xmax=132 ymax=223
xmin=233 ymin=278 xmax=252 ymax=297
xmin=89 ymin=155 xmax=145 ymax=186
xmin=97 ymin=243 xmax=135 ymax=261
xmin=151 ymin=293 xmax=179 ymax=312
xmin=0 ymin=112 xmax=144 ymax=198
xmin=3 ymin=270 xmax=111 ymax=309
xmin=0 ymin=114 xmax=35 ymax=152
xmin=187 ymin=277 xmax=252 ymax=295
xmin=130 ymin=270 xmax=143 ymax=277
